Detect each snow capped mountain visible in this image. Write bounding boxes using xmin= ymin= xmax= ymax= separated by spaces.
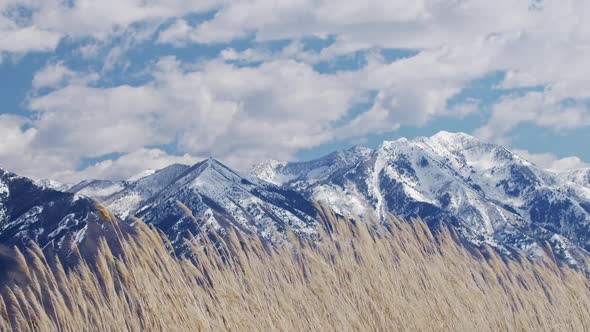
xmin=68 ymin=160 xmax=317 ymax=248
xmin=99 ymin=163 xmax=190 ymax=218
xmin=0 ymin=168 xmax=132 ymax=263
xmin=3 ymin=131 xmax=589 ymax=266
xmin=249 ymin=131 xmax=590 ymax=266
xmin=250 ymin=146 xmax=372 ymax=188
xmin=132 ymin=158 xmax=317 ymax=247
xmin=34 ymin=178 xmax=70 ymax=191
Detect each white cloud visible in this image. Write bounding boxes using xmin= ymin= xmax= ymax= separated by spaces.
xmin=18 ymin=56 xmax=359 ymax=180
xmin=513 ymin=149 xmax=589 ymax=172
xmin=157 ymin=19 xmax=194 ymax=46
xmin=32 ymin=62 xmax=74 ymax=89
xmin=0 ymin=114 xmax=202 ymax=182
xmin=59 ymin=148 xmax=202 ymax=183
xmin=0 ymin=114 xmax=73 ymax=180
xmin=220 ymin=48 xmax=272 ymax=63
xmin=0 ymin=25 xmax=61 ymax=56
xmin=156 ymin=0 xmax=590 ymax=142
xmin=32 ymin=62 xmax=99 ymax=89
xmin=29 ymin=0 xmax=221 ymax=39
xmin=1 ymin=0 xmax=222 ymax=59
xmin=475 ymin=91 xmax=590 ymax=143
xmin=0 ymin=114 xmax=35 ymax=158
xmin=28 ymin=84 xmax=172 ymax=158
xmin=2 ymin=0 xmax=590 ymax=179
xmin=76 ymin=42 xmax=101 ymax=58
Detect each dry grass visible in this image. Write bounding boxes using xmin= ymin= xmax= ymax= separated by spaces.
xmin=1 ymin=207 xmax=590 ymax=331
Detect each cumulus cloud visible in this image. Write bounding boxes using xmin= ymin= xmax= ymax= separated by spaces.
xmin=0 ymin=114 xmax=202 ymax=182
xmin=60 ymin=148 xmax=202 ymax=183
xmin=513 ymin=149 xmax=589 ymax=172
xmin=0 ymin=2 xmax=60 ymax=57
xmin=0 ymin=26 xmax=61 ymax=56
xmin=2 ymin=0 xmax=590 ymax=180
xmin=18 ymin=56 xmax=360 ymax=180
xmin=1 ymin=0 xmax=221 ymax=60
xmin=32 ymin=62 xmax=99 ymax=89
xmin=157 ymin=0 xmax=590 ymax=140
xmin=0 ymin=114 xmax=73 ymax=180
xmin=475 ymin=91 xmax=590 ymax=143
xmin=28 ymin=0 xmax=221 ymax=39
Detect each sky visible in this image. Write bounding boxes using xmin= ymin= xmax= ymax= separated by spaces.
xmin=1 ymin=0 xmax=590 ymax=183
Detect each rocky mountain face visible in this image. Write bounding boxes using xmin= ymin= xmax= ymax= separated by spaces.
xmin=0 ymin=168 xmax=131 ymax=264
xmin=130 ymin=158 xmax=317 ymax=247
xmin=87 ymin=164 xmax=191 ymax=218
xmin=249 ymin=132 xmax=590 ymax=266
xmin=1 ymin=158 xmax=318 ymax=258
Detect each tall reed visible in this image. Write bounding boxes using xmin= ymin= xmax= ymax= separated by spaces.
xmin=1 ymin=208 xmax=589 ymax=331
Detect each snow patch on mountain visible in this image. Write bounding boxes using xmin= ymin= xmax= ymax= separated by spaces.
xmin=0 ymin=184 xmax=8 ymax=223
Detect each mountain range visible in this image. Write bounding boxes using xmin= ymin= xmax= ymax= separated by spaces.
xmin=250 ymin=132 xmax=590 ymax=265
xmin=1 ymin=132 xmax=589 ymax=266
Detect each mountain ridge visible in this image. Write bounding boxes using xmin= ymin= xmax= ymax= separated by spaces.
xmin=249 ymin=131 xmax=590 ymax=266
xmin=3 ymin=132 xmax=590 ymax=266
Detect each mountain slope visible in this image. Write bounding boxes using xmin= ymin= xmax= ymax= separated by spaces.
xmin=68 ymin=179 xmax=126 ymax=200
xmin=67 ymin=159 xmax=318 ymax=249
xmin=0 ymin=168 xmax=130 ymax=262
xmin=133 ymin=158 xmax=317 ymax=247
xmin=249 ymin=132 xmax=590 ymax=265
xmin=100 ymin=163 xmax=191 ymax=218
xmin=561 ymin=168 xmax=590 ymax=188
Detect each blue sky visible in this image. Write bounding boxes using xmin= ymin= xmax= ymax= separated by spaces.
xmin=1 ymin=0 xmax=589 ymax=182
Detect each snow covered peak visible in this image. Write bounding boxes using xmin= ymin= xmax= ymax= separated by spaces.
xmin=337 ymin=145 xmax=373 ymax=159
xmin=248 ymin=131 xmax=590 ymax=266
xmin=97 ymin=163 xmax=191 ymax=218
xmin=132 ymin=163 xmax=191 ymax=190
xmin=416 ymin=131 xmax=492 ymax=155
xmin=376 ymin=132 xmax=488 ymax=162
xmin=131 ymin=157 xmax=317 ymax=247
xmin=34 ymin=179 xmax=69 ymax=191
xmin=184 ymin=158 xmax=245 ymax=186
xmin=429 ymin=131 xmax=480 ymax=144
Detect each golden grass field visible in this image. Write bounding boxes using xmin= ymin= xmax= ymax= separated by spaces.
xmin=1 ymin=205 xmax=590 ymax=331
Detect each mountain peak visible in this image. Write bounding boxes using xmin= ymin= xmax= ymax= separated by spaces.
xmin=412 ymin=131 xmax=497 ymax=159
xmin=378 ymin=132 xmax=482 ymax=153
xmin=428 ymin=131 xmax=481 ymax=145
xmin=192 ymin=157 xmax=231 ymax=173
